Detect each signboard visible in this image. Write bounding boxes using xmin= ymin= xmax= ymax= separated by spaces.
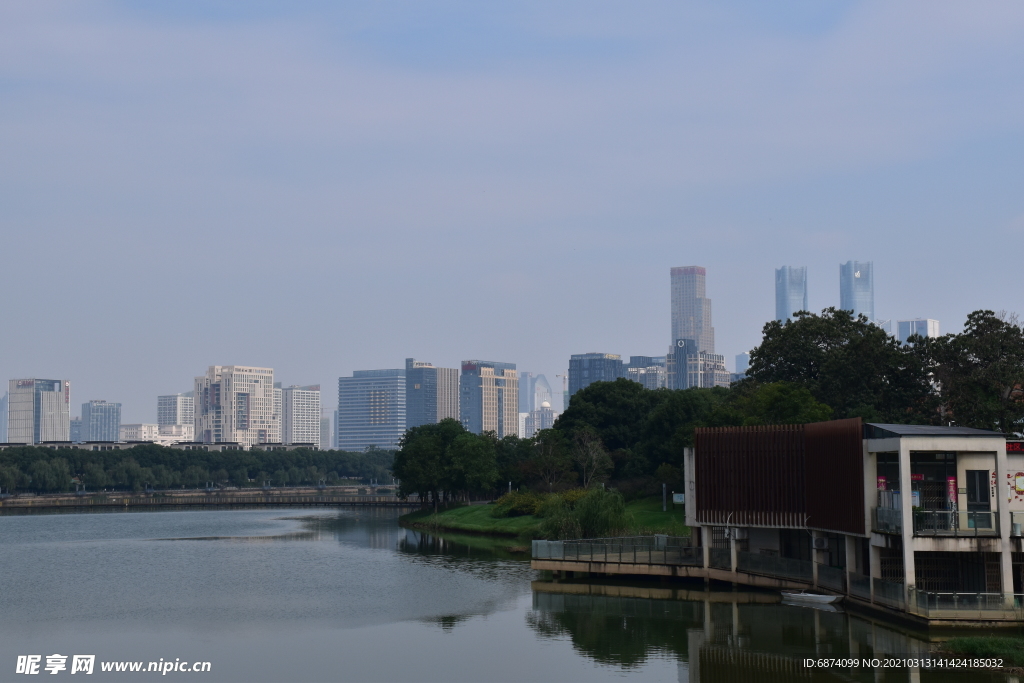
xmin=911 ymin=491 xmax=921 ymax=508
xmin=1008 ymin=442 xmax=1024 ymax=453
xmin=672 ymin=493 xmax=685 ymax=504
xmin=877 ymin=476 xmax=887 ymax=491
xmin=911 ymin=473 xmax=924 ymax=482
xmin=947 ymin=477 xmax=958 ymax=505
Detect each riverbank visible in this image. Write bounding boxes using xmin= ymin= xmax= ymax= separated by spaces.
xmin=399 ymin=496 xmax=688 ymax=540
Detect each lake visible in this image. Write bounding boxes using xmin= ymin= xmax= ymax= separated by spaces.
xmin=0 ymin=507 xmax=1012 ymax=682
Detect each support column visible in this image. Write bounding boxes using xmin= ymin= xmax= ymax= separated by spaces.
xmin=811 ymin=529 xmax=821 ymax=589
xmin=869 ymin=542 xmax=881 ymax=604
xmin=898 ymin=440 xmax=916 ymax=604
xmin=729 ymin=533 xmax=738 ymax=582
xmin=996 ymin=444 xmax=1014 ymax=598
xmin=845 ymin=534 xmax=857 ymax=594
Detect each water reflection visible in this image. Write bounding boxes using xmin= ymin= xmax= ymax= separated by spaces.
xmin=529 ymin=579 xmax=1015 ymax=682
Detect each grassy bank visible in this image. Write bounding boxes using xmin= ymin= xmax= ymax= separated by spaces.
xmin=399 ymin=496 xmax=688 ymax=540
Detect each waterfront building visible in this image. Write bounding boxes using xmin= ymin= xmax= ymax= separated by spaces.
xmin=670 ymin=266 xmax=715 ymax=354
xmin=683 ymin=419 xmax=1022 ymax=623
xmin=69 ymin=417 xmax=82 ymax=443
xmin=120 ymin=424 xmax=160 ymax=442
xmin=7 ymin=379 xmax=70 ymax=444
xmin=337 ymin=369 xmax=406 ymax=451
xmin=568 ymin=353 xmax=624 ymax=396
xmin=281 ymin=385 xmax=321 ymax=445
xmin=523 ymin=401 xmax=558 ymax=438
xmin=194 ymin=366 xmax=280 ymax=447
xmin=405 ymin=358 xmax=459 ymax=429
xmin=459 ymin=360 xmax=518 ymax=437
xmin=0 ymin=392 xmax=7 ymax=442
xmin=775 ymin=266 xmax=808 ymax=322
xmin=897 ymin=319 xmax=940 ymax=345
xmin=81 ymin=400 xmax=121 ymax=442
xmin=840 ymin=261 xmax=874 ymax=321
xmin=158 ymin=393 xmax=194 ymax=428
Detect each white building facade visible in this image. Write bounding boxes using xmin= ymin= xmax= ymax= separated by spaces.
xmin=7 ymin=379 xmax=70 ymax=444
xmin=194 ymin=366 xmax=280 ymax=447
xmin=281 ymin=384 xmax=321 ymax=445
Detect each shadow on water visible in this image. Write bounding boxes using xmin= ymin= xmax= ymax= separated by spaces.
xmin=529 ymin=578 xmax=1019 ymax=682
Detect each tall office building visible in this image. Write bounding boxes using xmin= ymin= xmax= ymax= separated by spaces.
xmin=7 ymin=379 xmax=70 ymax=444
xmin=667 ymin=340 xmax=730 ymax=390
xmin=519 ymin=372 xmax=536 ymax=413
xmin=897 ymin=319 xmax=940 ymax=345
xmin=81 ymin=400 xmax=121 ymax=442
xmin=337 ymin=369 xmax=406 ymax=451
xmin=459 ymin=360 xmax=518 ymax=438
xmin=670 ymin=266 xmax=715 ymax=354
xmin=320 ymin=416 xmax=332 ymax=450
xmin=775 ymin=266 xmax=808 ymax=322
xmin=0 ymin=392 xmax=7 ymax=443
xmin=522 ymin=401 xmax=557 ymax=439
xmin=735 ymin=353 xmax=750 ymax=375
xmin=626 ymin=356 xmax=667 ymax=390
xmin=158 ymin=393 xmax=194 ymax=427
xmin=568 ymin=353 xmax=624 ymax=396
xmin=69 ymin=417 xmax=82 ymax=443
xmin=281 ymin=385 xmax=321 ymax=445
xmin=194 ymin=366 xmax=279 ymax=447
xmin=840 ymin=261 xmax=874 ymax=321
xmin=405 ymin=358 xmax=459 ymax=429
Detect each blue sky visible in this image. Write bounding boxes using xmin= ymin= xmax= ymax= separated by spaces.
xmin=2 ymin=1 xmax=1023 ymax=421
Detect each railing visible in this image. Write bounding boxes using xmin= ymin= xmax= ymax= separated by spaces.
xmin=532 ymin=536 xmax=699 ymax=565
xmin=736 ymin=551 xmax=812 ymax=582
xmin=909 ymin=590 xmax=1024 ymax=619
xmin=709 ymin=548 xmax=732 ymax=570
xmin=849 ymin=572 xmax=871 ymax=601
xmin=817 ymin=564 xmax=846 ymax=592
xmin=873 ymin=507 xmax=902 ymax=534
xmin=872 ymin=578 xmax=905 ymax=609
xmin=913 ymin=510 xmax=998 ymax=537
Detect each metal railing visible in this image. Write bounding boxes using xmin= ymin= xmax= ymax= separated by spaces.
xmin=872 ymin=577 xmax=905 ymax=609
xmin=532 ymin=536 xmax=699 ymax=566
xmin=736 ymin=551 xmax=812 ymax=582
xmin=873 ymin=507 xmax=902 ymax=534
xmin=908 ymin=590 xmax=1024 ymax=619
xmin=709 ymin=548 xmax=732 ymax=570
xmin=817 ymin=564 xmax=846 ymax=592
xmin=849 ymin=572 xmax=871 ymax=601
xmin=913 ymin=510 xmax=998 ymax=537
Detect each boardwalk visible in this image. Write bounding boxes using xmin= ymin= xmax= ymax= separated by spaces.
xmin=0 ymin=487 xmax=418 ymax=510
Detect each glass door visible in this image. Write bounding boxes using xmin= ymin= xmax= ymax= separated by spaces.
xmin=966 ymin=470 xmax=992 ymax=528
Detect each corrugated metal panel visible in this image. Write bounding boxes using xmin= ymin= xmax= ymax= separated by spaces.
xmin=805 ymin=418 xmax=864 ymax=535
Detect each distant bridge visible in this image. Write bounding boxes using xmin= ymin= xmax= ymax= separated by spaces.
xmin=0 ymin=487 xmax=419 ymax=510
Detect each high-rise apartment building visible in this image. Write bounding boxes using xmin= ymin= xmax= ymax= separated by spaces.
xmin=459 ymin=360 xmax=518 ymax=438
xmin=405 ymin=358 xmax=459 ymax=429
xmin=568 ymin=353 xmax=624 ymax=396
xmin=81 ymin=400 xmax=121 ymax=442
xmin=281 ymin=384 xmax=321 ymax=445
xmin=7 ymin=379 xmax=70 ymax=444
xmin=840 ymin=261 xmax=874 ymax=321
xmin=158 ymin=393 xmax=194 ymax=428
xmin=897 ymin=319 xmax=940 ymax=345
xmin=194 ymin=366 xmax=279 ymax=447
xmin=0 ymin=392 xmax=7 ymax=443
xmin=670 ymin=266 xmax=715 ymax=354
xmin=337 ymin=370 xmax=406 ymax=452
xmin=775 ymin=266 xmax=808 ymax=322
xmin=320 ymin=416 xmax=331 ymax=450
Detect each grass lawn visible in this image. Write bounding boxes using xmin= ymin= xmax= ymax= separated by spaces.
xmin=940 ymin=637 xmax=1024 ymax=667
xmin=399 ymin=495 xmax=689 ymax=540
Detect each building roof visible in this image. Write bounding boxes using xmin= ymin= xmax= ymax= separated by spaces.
xmin=864 ymin=423 xmax=1003 ymax=439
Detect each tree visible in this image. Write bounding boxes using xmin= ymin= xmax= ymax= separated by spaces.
xmin=570 ymin=429 xmax=613 ymax=489
xmin=729 ymin=381 xmax=833 ymax=426
xmin=530 ymin=429 xmax=574 ymax=491
xmin=748 ymin=307 xmax=932 ymax=422
xmin=924 ymin=310 xmax=1024 ymax=433
xmin=392 ymin=418 xmax=468 ymax=508
xmin=447 ymin=433 xmax=498 ymax=500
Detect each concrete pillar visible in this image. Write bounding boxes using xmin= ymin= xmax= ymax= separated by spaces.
xmin=845 ymin=534 xmax=857 ymax=594
xmin=729 ymin=534 xmax=738 ymax=581
xmin=996 ymin=444 xmax=1015 ymax=597
xmin=898 ymin=440 xmax=916 ymax=604
xmin=811 ymin=529 xmax=822 ymax=588
xmin=869 ymin=541 xmax=881 ymax=604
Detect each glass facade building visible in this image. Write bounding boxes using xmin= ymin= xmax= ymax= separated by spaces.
xmin=459 ymin=360 xmax=518 ymax=437
xmin=7 ymin=379 xmax=70 ymax=444
xmin=81 ymin=400 xmax=121 ymax=442
xmin=840 ymin=261 xmax=874 ymax=321
xmin=337 ymin=369 xmax=406 ymax=451
xmin=670 ymin=266 xmax=715 ymax=354
xmin=775 ymin=266 xmax=808 ymax=322
xmin=568 ymin=353 xmax=625 ymax=396
xmin=405 ymin=359 xmax=459 ymax=429
xmin=897 ymin=319 xmax=940 ymax=345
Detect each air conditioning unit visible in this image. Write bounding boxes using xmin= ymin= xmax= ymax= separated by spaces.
xmin=812 ymin=537 xmax=829 ymax=550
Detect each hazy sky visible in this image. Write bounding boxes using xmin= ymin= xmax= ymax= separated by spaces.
xmin=3 ymin=1 xmax=1023 ymax=422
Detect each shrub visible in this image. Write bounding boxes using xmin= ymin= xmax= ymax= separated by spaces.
xmin=491 ymin=490 xmax=544 ymax=518
xmin=560 ymin=488 xmax=589 ymax=508
xmin=540 ymin=488 xmax=628 ymax=540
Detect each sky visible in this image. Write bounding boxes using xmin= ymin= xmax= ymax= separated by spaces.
xmin=2 ymin=1 xmax=1023 ymax=422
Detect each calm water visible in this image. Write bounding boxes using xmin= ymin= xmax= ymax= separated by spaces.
xmin=0 ymin=508 xmax=1014 ymax=682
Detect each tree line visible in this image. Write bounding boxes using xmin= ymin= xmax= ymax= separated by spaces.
xmin=0 ymin=444 xmax=394 ymax=494
xmin=394 ymin=308 xmax=1024 ymax=504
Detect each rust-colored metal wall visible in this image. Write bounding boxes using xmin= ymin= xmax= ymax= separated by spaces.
xmin=694 ymin=418 xmax=864 ymax=534
xmin=805 ymin=418 xmax=864 ymax=535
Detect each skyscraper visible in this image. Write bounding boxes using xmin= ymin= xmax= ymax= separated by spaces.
xmin=626 ymin=356 xmax=667 ymax=390
xmin=70 ymin=417 xmax=82 ymax=443
xmin=157 ymin=392 xmax=195 ymax=442
xmin=7 ymin=379 xmax=70 ymax=444
xmin=840 ymin=261 xmax=874 ymax=321
xmin=281 ymin=385 xmax=321 ymax=445
xmin=0 ymin=392 xmax=7 ymax=443
xmin=81 ymin=400 xmax=121 ymax=442
xmin=405 ymin=358 xmax=459 ymax=429
xmin=667 ymin=340 xmax=729 ymax=390
xmin=568 ymin=353 xmax=625 ymax=396
xmin=194 ymin=366 xmax=279 ymax=447
xmin=459 ymin=360 xmax=518 ymax=437
xmin=897 ymin=319 xmax=940 ymax=345
xmin=337 ymin=369 xmax=406 ymax=451
xmin=320 ymin=416 xmax=331 ymax=450
xmin=775 ymin=266 xmax=808 ymax=322
xmin=518 ymin=372 xmax=536 ymax=413
xmin=670 ymin=266 xmax=714 ymax=354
